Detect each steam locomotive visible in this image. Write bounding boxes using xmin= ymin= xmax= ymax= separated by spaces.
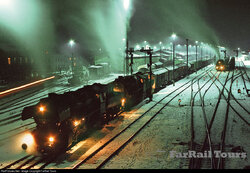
xmin=21 ymin=59 xmax=212 ymax=155
xmin=215 ymin=57 xmax=235 ymax=71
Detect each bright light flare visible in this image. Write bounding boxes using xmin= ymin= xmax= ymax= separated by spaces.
xmin=74 ymin=120 xmax=81 ymax=127
xmin=0 ymin=0 xmax=13 ymax=8
xmin=121 ymin=98 xmax=126 ymax=107
xmin=22 ymin=133 xmax=34 ymax=146
xmin=69 ymin=39 xmax=75 ymax=47
xmin=39 ymin=106 xmax=45 ymax=113
xmin=49 ymin=136 xmax=54 ymax=143
xmin=171 ymin=33 xmax=177 ymax=39
xmin=123 ymin=0 xmax=130 ymax=11
xmin=0 ymin=76 xmax=55 ymax=96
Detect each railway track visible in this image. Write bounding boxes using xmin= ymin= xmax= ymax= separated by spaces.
xmin=209 ymin=71 xmax=250 ymax=115
xmin=0 ymin=87 xmax=70 ymax=115
xmin=0 ymin=74 xmax=124 ymax=169
xmin=7 ymin=67 xmax=213 ymax=169
xmin=189 ymin=70 xmax=222 ymax=169
xmin=1 ymin=155 xmax=47 ymax=169
xmin=189 ymin=70 xmax=231 ymax=169
xmin=188 ymin=66 xmax=249 ymax=169
xmin=1 ymin=66 xmax=247 ymax=169
xmin=208 ymin=72 xmax=250 ymax=126
xmin=217 ymin=69 xmax=235 ymax=169
xmin=0 ymin=78 xmax=69 ymax=111
xmin=67 ymin=67 xmax=213 ymax=169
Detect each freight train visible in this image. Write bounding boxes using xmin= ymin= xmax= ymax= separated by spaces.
xmin=21 ymin=59 xmax=212 ymax=155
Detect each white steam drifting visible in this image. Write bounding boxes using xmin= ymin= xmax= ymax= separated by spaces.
xmin=86 ymin=0 xmax=134 ymax=71
xmin=0 ymin=0 xmax=55 ymax=73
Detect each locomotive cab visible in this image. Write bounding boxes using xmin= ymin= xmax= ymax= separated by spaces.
xmin=113 ymin=76 xmax=144 ymax=110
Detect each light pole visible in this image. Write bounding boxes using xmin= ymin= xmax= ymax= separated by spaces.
xmin=144 ymin=41 xmax=147 ymax=63
xmin=171 ymin=33 xmax=176 ymax=84
xmin=200 ymin=42 xmax=203 ymax=63
xmin=159 ymin=41 xmax=162 ymax=59
xmin=186 ymin=39 xmax=189 ymax=72
xmin=124 ymin=0 xmax=130 ymax=76
xmin=195 ymin=41 xmax=198 ymax=73
xmin=69 ymin=39 xmax=75 ymax=75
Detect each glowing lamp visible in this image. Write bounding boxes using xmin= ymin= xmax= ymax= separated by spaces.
xmin=69 ymin=39 xmax=75 ymax=47
xmin=21 ymin=133 xmax=34 ymax=150
xmin=49 ymin=137 xmax=54 ymax=142
xmin=74 ymin=120 xmax=80 ymax=127
xmin=39 ymin=106 xmax=45 ymax=112
xmin=121 ymin=98 xmax=126 ymax=107
xmin=123 ymin=0 xmax=130 ymax=11
xmin=171 ymin=33 xmax=177 ymax=40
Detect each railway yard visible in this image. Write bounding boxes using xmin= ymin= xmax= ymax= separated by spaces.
xmin=0 ymin=61 xmax=249 ymax=169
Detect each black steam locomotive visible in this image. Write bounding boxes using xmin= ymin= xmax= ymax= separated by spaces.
xmin=21 ymin=73 xmax=152 ymax=154
xmin=215 ymin=57 xmax=235 ymax=71
xmin=21 ymin=59 xmax=212 ymax=155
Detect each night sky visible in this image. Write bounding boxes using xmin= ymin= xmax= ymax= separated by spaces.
xmin=128 ymin=0 xmax=250 ymax=50
xmin=0 ymin=0 xmax=249 ymax=55
xmin=205 ymin=0 xmax=250 ymax=50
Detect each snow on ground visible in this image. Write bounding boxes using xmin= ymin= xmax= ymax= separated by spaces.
xmin=102 ymin=66 xmax=249 ymax=169
xmin=0 ymin=73 xmax=120 ymax=169
xmin=0 ymin=66 xmax=249 ymax=169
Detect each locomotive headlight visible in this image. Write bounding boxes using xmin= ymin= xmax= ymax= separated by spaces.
xmin=216 ymin=66 xmax=219 ymax=69
xmin=22 ymin=133 xmax=34 ymax=146
xmin=220 ymin=66 xmax=224 ymax=70
xmin=48 ymin=136 xmax=55 ymax=143
xmin=39 ymin=106 xmax=45 ymax=113
xmin=21 ymin=133 xmax=34 ymax=150
xmin=121 ymin=98 xmax=126 ymax=107
xmin=73 ymin=120 xmax=81 ymax=127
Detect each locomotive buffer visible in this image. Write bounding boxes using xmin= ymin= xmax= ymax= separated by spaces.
xmin=140 ymin=47 xmax=153 ymax=102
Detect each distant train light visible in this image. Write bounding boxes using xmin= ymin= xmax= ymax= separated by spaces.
xmin=121 ymin=98 xmax=126 ymax=107
xmin=220 ymin=66 xmax=224 ymax=70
